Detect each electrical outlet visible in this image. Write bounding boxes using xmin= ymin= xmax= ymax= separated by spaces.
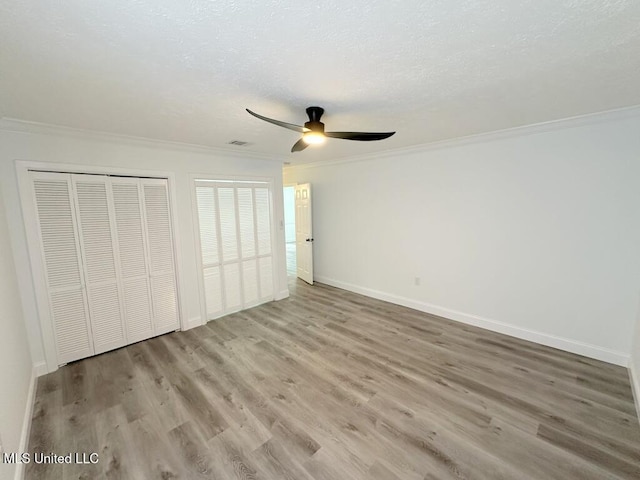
xmin=414 ymin=276 xmax=421 ymax=286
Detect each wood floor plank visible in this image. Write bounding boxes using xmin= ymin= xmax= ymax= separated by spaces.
xmin=168 ymin=421 xmax=218 ymax=479
xmin=25 ymin=278 xmax=640 ymax=479
xmin=60 ymin=399 xmax=100 ymax=480
xmin=94 ymin=404 xmax=142 ymax=479
xmin=127 ymin=413 xmax=185 ymax=479
xmin=249 ymin=438 xmax=316 ymax=480
xmin=24 ymin=390 xmax=63 ymax=480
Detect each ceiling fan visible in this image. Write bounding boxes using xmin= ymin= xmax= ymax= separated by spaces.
xmin=246 ymin=106 xmax=395 ymax=153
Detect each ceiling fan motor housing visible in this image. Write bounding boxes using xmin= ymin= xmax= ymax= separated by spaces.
xmin=304 ymin=120 xmax=325 ymax=132
xmin=305 ymin=106 xmax=325 ymax=132
xmin=306 ymin=106 xmax=324 ymax=122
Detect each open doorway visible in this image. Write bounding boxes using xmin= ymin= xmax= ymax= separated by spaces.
xmin=283 ymin=185 xmax=296 ymax=276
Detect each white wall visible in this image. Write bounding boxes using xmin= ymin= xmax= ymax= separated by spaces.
xmin=0 ymin=181 xmax=35 ymax=480
xmin=284 ymin=108 xmax=640 ymax=365
xmin=0 ymin=121 xmax=288 ymax=373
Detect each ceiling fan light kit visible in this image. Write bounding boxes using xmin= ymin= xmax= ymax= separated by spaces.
xmin=302 ymin=131 xmax=326 ymax=145
xmin=246 ymin=106 xmax=395 ymax=153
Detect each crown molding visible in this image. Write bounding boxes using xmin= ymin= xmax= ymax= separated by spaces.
xmin=0 ymin=118 xmax=286 ymax=163
xmin=4 ymin=103 xmax=639 ymax=171
xmin=285 ymin=104 xmax=640 ymax=172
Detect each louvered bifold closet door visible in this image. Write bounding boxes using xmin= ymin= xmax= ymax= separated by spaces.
xmin=31 ymin=172 xmax=94 ymax=364
xmin=72 ymin=175 xmax=127 ymax=354
xmin=194 ymin=180 xmax=275 ymax=320
xmin=111 ymin=177 xmax=155 ymax=343
xmin=142 ymin=179 xmax=179 ymax=334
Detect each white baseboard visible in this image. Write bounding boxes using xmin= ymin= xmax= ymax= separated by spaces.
xmin=275 ymin=289 xmax=290 ymax=301
xmin=14 ymin=367 xmax=37 ymax=480
xmin=630 ymin=365 xmax=640 ymax=426
xmin=33 ymin=361 xmax=47 ymax=377
xmin=185 ymin=316 xmax=203 ymax=330
xmin=315 ymin=275 xmax=630 ymax=367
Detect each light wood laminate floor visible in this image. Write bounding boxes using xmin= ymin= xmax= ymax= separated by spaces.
xmin=27 ymin=279 xmax=640 ymax=479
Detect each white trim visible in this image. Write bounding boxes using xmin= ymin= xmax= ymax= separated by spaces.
xmin=33 ymin=361 xmax=47 ymax=377
xmin=17 ymin=167 xmax=59 ymax=373
xmin=285 ymin=103 xmax=640 ymax=170
xmin=17 ymin=159 xmax=181 ymax=180
xmin=275 ymin=289 xmax=290 ymax=301
xmin=630 ymin=364 xmax=640 ymax=427
xmin=16 ymin=160 xmax=188 ymax=373
xmin=189 ymin=179 xmax=209 ymax=327
xmin=315 ymin=275 xmax=630 ymax=367
xmin=186 ymin=316 xmax=203 ymax=330
xmin=6 ymin=105 xmax=639 ymax=171
xmin=163 ymin=175 xmax=188 ymax=336
xmin=14 ymin=366 xmax=37 ymax=480
xmin=0 ymin=118 xmax=284 ymax=163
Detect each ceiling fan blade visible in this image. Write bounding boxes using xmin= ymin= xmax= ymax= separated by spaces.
xmin=291 ymin=138 xmax=309 ymax=153
xmin=325 ymin=131 xmax=396 ymax=141
xmin=246 ymin=109 xmax=309 ymax=133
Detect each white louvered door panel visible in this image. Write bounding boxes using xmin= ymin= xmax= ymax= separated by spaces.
xmin=219 ymin=186 xmax=242 ymax=312
xmin=203 ymin=266 xmax=223 ymax=316
xmin=31 ymin=172 xmax=94 ymax=364
xmin=111 ymin=178 xmax=155 ymax=343
xmin=218 ymin=187 xmax=239 ymax=262
xmin=196 ymin=185 xmax=223 ymax=318
xmin=241 ymin=260 xmax=259 ymax=305
xmin=142 ymin=179 xmax=179 ymax=333
xmin=259 ymin=256 xmax=274 ymax=301
xmin=196 ymin=186 xmax=220 ymax=266
xmin=237 ymin=187 xmax=259 ymax=306
xmin=237 ymin=188 xmax=256 ymax=258
xmin=255 ymin=187 xmax=275 ymax=300
xmin=223 ymin=263 xmax=242 ymax=312
xmin=72 ymin=175 xmax=127 ymax=354
xmin=255 ymin=188 xmax=272 ymax=257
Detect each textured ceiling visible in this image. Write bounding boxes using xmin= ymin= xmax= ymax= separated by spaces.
xmin=1 ymin=1 xmax=639 ymax=163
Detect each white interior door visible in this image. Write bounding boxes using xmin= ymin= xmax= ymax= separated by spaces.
xmin=295 ymin=183 xmax=313 ymax=284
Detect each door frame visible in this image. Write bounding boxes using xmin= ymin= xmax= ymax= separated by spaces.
xmin=16 ymin=160 xmax=186 ymax=373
